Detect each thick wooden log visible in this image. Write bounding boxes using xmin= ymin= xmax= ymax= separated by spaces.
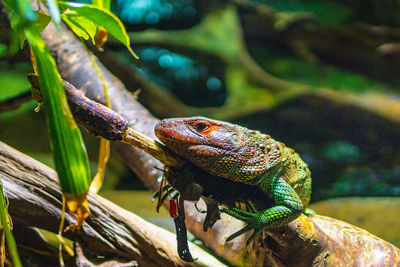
xmin=0 ymin=141 xmax=225 ymax=266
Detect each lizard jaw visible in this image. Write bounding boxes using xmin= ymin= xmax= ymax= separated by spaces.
xmin=155 ymin=119 xmax=207 ymax=150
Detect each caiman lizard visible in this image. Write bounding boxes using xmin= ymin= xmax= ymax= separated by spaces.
xmin=155 ymin=117 xmax=312 ymax=245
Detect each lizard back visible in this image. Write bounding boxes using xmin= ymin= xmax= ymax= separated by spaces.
xmin=155 ymin=117 xmax=311 ymax=206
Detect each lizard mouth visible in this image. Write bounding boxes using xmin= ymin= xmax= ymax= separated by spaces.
xmin=155 ymin=126 xmax=207 ymax=146
xmin=154 ymin=119 xmax=240 ymax=151
xmin=154 ymin=120 xmax=206 ymax=146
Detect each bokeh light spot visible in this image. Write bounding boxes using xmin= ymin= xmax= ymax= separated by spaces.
xmin=206 ymin=77 xmax=222 ymax=91
xmin=159 ymin=54 xmax=174 ymax=68
xmin=145 ymin=11 xmax=160 ymax=24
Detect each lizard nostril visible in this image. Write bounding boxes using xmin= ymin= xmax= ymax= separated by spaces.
xmin=155 ymin=120 xmax=178 ymax=144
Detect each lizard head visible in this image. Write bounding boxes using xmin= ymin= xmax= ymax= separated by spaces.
xmin=155 ymin=117 xmax=242 ymax=155
xmin=155 ymin=117 xmax=270 ymax=182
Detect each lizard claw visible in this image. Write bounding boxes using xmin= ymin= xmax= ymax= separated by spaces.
xmin=225 ymin=224 xmax=253 ymax=242
xmin=245 ymin=229 xmax=263 ymax=246
xmin=221 ymin=206 xmax=265 ymax=245
xmin=225 ymin=222 xmax=264 ymax=245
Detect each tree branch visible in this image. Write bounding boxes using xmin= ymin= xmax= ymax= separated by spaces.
xmin=0 ymin=91 xmax=32 ymax=113
xmin=0 ymin=141 xmax=225 ymax=266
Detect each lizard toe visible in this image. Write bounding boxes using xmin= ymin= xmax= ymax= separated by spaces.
xmin=226 ymin=224 xmax=254 ymax=242
xmin=245 ymin=228 xmax=263 ymax=246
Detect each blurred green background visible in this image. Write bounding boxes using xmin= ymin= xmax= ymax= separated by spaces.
xmin=1 ymin=0 xmax=399 ymax=246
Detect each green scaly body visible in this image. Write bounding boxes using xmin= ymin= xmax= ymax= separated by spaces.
xmin=155 ymin=117 xmax=312 ymax=245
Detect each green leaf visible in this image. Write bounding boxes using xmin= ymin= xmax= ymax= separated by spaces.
xmin=9 ymin=16 xmax=27 ymax=50
xmin=0 ymin=182 xmax=22 ymax=267
xmin=3 ymin=0 xmax=49 ymax=53
xmin=36 ymin=12 xmax=52 ymax=33
xmin=46 ymin=0 xmax=61 ymax=30
xmin=62 ymin=15 xmax=89 ymax=40
xmin=58 ymin=2 xmax=138 ymax=58
xmin=4 ymin=0 xmax=36 ymax=55
xmin=14 ymin=0 xmax=36 ymax=23
xmin=25 ymin=25 xmax=91 ymax=196
xmin=92 ymin=0 xmax=111 ymax=11
xmin=3 ymin=1 xmax=91 ymax=196
xmin=61 ymin=14 xmax=97 ymax=44
xmin=2 ymin=0 xmax=36 ymax=27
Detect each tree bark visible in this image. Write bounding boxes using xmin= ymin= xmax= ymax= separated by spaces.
xmin=0 ymin=141 xmax=225 ymax=266
xmin=2 ymin=137 xmax=400 ymax=266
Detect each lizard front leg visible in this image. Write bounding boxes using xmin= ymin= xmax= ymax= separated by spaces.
xmin=221 ymin=177 xmax=304 ymax=245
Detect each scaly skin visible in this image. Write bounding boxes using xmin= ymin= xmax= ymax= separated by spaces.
xmin=155 ymin=117 xmax=312 ymax=245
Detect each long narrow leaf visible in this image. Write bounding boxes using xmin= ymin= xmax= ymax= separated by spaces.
xmin=3 ymin=0 xmax=91 ymax=195
xmin=25 ymin=25 xmax=91 ymax=196
xmin=0 ymin=180 xmax=22 ymax=267
xmin=2 ymin=0 xmax=91 ymax=261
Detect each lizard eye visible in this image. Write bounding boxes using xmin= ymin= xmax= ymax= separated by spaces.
xmin=194 ymin=122 xmax=209 ymax=131
xmin=231 ymin=133 xmax=239 ymax=143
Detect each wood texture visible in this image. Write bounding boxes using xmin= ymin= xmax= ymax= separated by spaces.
xmin=0 ymin=141 xmax=225 ymax=266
